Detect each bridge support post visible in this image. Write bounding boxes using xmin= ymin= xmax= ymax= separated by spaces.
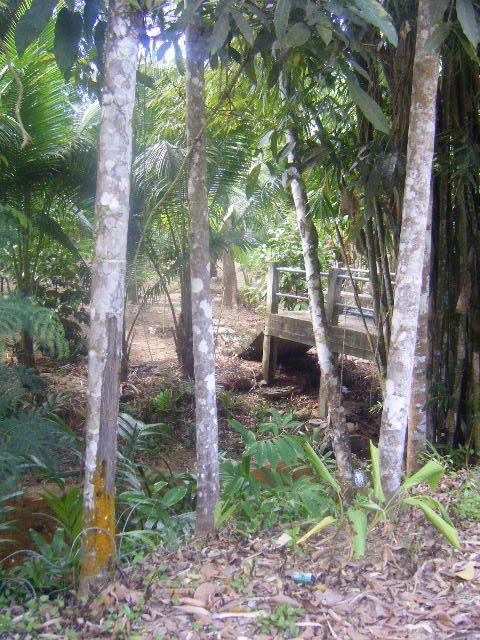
xmin=325 ymin=266 xmax=341 ymax=325
xmin=262 ymin=263 xmax=279 ymax=384
xmin=319 ymin=267 xmax=341 ymax=418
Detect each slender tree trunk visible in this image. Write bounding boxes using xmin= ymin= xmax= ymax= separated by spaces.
xmin=280 ymin=75 xmax=354 ymax=488
xmin=472 ymin=351 xmax=480 ymax=458
xmin=178 ymin=263 xmax=195 ymax=378
xmin=185 ymin=0 xmax=219 ymax=534
xmin=222 ymin=251 xmax=239 ymax=308
xmin=78 ymin=0 xmax=141 ymax=596
xmin=379 ymin=0 xmax=439 ymax=496
xmin=406 ymin=193 xmax=433 ymax=474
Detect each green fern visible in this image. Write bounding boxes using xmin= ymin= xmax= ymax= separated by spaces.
xmin=0 ymin=363 xmax=80 ymax=486
xmin=0 ymin=295 xmax=68 ymax=357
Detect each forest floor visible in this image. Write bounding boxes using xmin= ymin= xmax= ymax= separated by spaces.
xmin=2 ymin=477 xmax=480 ymax=639
xmin=2 ymin=282 xmax=480 ymax=638
xmin=38 ymin=279 xmax=383 ymax=469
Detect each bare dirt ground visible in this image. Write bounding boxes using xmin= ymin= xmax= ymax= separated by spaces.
xmin=39 ymin=278 xmax=382 ymax=473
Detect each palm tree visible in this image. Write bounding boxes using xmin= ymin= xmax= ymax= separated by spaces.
xmin=130 ymin=67 xmax=258 ymax=374
xmin=0 ymin=11 xmax=98 ymax=365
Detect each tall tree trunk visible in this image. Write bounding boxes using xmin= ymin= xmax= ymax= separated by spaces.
xmin=222 ymin=253 xmax=239 ymax=308
xmin=379 ymin=0 xmax=439 ymax=496
xmin=178 ymin=262 xmax=195 ymax=378
xmin=185 ymin=0 xmax=219 ymax=534
xmin=78 ymin=0 xmax=141 ymax=596
xmin=280 ymin=75 xmax=354 ymax=488
xmin=406 ymin=193 xmax=433 ymax=474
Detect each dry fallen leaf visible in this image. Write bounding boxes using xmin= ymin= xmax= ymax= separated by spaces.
xmin=200 ymin=562 xmax=220 ymax=579
xmin=274 ymin=532 xmax=292 ymax=548
xmin=212 ymin=610 xmax=266 ymax=620
xmin=194 ymin=581 xmax=218 ymax=606
xmin=178 ymin=597 xmax=210 ymax=608
xmin=174 ymin=604 xmax=211 ymax=617
xmin=454 ymin=565 xmax=475 ymax=581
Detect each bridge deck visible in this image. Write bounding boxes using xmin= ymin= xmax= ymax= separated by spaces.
xmin=261 ymin=263 xmax=382 ymax=386
xmin=265 ymin=310 xmax=377 ymax=362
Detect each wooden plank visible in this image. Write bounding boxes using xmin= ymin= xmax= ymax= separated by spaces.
xmin=265 ymin=313 xmax=375 ymax=361
xmin=262 ymin=335 xmax=278 ymax=383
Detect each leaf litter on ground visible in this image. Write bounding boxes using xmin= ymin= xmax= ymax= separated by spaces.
xmin=2 ymin=473 xmax=479 ymax=640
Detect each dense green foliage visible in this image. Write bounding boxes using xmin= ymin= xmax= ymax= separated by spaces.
xmin=1 ymin=0 xmax=480 ymax=612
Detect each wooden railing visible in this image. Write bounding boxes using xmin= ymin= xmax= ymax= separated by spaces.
xmin=266 ymin=263 xmax=377 ymax=326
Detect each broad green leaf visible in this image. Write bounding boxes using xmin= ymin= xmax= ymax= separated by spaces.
xmin=369 ymin=441 xmax=385 ymax=503
xmin=346 ymin=73 xmax=390 ymax=134
xmin=258 ymin=130 xmax=274 ymax=149
xmin=0 ymin=205 xmax=32 ymax=231
xmin=283 ymin=22 xmax=311 ymax=48
xmin=244 ymin=56 xmax=257 ymax=85
xmin=404 ymin=497 xmax=459 ymax=549
xmin=246 ymin=164 xmax=261 ymax=199
xmin=401 ymin=460 xmax=444 ymax=492
xmin=297 ymin=516 xmax=336 ymax=544
xmin=54 ymin=9 xmax=83 ymax=81
xmin=304 ymin=442 xmax=341 ymax=493
xmin=214 ymin=500 xmax=237 ymax=528
xmin=351 ymin=0 xmax=398 ymax=46
xmin=228 ymin=419 xmax=256 ymax=445
xmin=317 ymin=22 xmax=332 ymax=46
xmin=210 ymin=11 xmax=231 ymax=54
xmin=362 ymin=500 xmax=383 ymax=512
xmin=173 ymin=40 xmax=185 ymax=75
xmin=409 ymin=494 xmax=454 ymax=526
xmin=457 ymin=28 xmax=480 ymax=63
xmin=347 ymin=508 xmax=368 ymax=559
xmin=424 ymin=23 xmax=452 ymax=52
xmin=350 ymin=59 xmax=370 ymax=81
xmin=83 ymin=0 xmax=102 ymax=42
xmin=15 ymin=0 xmax=58 ymax=56
xmin=456 ymin=0 xmax=480 ymax=49
xmin=231 ymin=9 xmax=255 ymax=46
xmin=161 ymin=486 xmax=187 ymax=508
xmin=274 ymin=0 xmax=291 ymax=39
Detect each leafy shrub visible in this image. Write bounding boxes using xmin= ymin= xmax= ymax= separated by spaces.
xmin=151 ymin=381 xmax=193 ymax=419
xmin=0 ymin=295 xmax=68 ymax=358
xmin=1 ymin=528 xmax=77 ymax=601
xmin=450 ymin=471 xmax=480 ymax=522
xmin=216 ymin=413 xmax=338 ymax=533
xmin=117 ymin=462 xmax=196 ymax=548
xmin=297 ymin=442 xmax=459 ymax=558
xmin=39 ymin=487 xmax=83 ymax=546
xmin=0 ymin=364 xmax=80 ymax=487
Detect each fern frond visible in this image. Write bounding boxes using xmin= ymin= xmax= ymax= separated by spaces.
xmin=0 ymin=295 xmax=68 ymax=357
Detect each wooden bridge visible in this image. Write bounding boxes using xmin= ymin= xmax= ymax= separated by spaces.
xmin=261 ymin=263 xmax=382 ymax=384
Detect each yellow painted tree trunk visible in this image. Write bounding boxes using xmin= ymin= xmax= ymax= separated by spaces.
xmin=78 ymin=0 xmax=141 ymax=596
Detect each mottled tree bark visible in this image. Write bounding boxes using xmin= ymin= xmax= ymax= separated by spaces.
xmin=185 ymin=0 xmax=219 ymax=534
xmin=406 ymin=194 xmax=433 ymax=474
xmin=222 ymin=250 xmax=239 ymax=308
xmin=379 ymin=0 xmax=439 ymax=496
xmin=78 ymin=0 xmax=141 ymax=596
xmin=280 ymin=75 xmax=354 ymax=488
